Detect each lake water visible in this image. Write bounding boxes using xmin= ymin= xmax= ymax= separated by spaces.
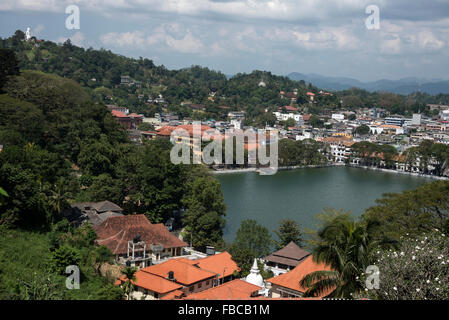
xmin=216 ymin=167 xmax=434 ymax=242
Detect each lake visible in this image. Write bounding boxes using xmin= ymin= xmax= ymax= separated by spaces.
xmin=216 ymin=167 xmax=434 ymax=242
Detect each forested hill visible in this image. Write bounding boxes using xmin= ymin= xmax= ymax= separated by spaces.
xmin=0 ymin=30 xmax=317 ymax=117
xmin=2 ymin=30 xmax=449 ymax=121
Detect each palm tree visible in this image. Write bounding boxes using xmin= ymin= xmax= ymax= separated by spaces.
xmin=122 ymin=266 xmax=137 ymax=300
xmin=48 ymin=179 xmax=72 ymax=216
xmin=300 ymin=213 xmax=395 ymax=299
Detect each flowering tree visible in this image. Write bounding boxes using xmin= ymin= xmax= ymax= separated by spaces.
xmin=366 ymin=231 xmax=449 ymax=300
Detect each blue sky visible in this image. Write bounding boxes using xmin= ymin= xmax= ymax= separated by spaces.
xmin=1 ymin=0 xmax=449 ymax=82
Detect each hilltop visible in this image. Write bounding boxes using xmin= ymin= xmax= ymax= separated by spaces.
xmin=2 ymin=30 xmax=449 ymax=121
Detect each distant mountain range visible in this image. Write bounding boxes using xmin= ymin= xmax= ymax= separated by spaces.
xmin=287 ymin=72 xmax=449 ymax=95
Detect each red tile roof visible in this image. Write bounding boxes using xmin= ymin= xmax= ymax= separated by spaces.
xmin=94 ymin=214 xmax=187 ymax=255
xmin=111 ymin=110 xmax=127 ymax=118
xmin=157 ymin=125 xmax=213 ymax=137
xmin=278 ymin=105 xmax=298 ymax=112
xmin=190 ymin=252 xmax=240 ymax=279
xmin=160 ymin=289 xmax=184 ymax=300
xmin=141 ymin=259 xmax=216 ymax=286
xmin=267 ymin=255 xmax=333 ymax=297
xmin=116 ymin=270 xmax=182 ymax=294
xmin=184 ymin=279 xmax=261 ymax=300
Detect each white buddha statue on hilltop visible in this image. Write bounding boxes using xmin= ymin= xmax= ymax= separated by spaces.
xmin=25 ymin=27 xmax=31 ymax=41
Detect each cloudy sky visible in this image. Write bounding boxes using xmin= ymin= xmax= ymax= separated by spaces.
xmin=1 ymin=0 xmax=449 ymax=81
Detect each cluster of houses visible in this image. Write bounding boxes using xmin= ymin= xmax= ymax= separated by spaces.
xmin=107 ymin=97 xmax=449 ymax=176
xmin=63 ymin=201 xmax=333 ymax=300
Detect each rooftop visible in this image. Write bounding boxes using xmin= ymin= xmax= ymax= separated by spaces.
xmin=116 ymin=270 xmax=182 ymax=294
xmin=184 ymin=279 xmax=261 ymax=300
xmin=267 ymin=255 xmax=333 ymax=297
xmin=264 ymin=241 xmax=310 ymax=268
xmin=94 ymin=214 xmax=187 ymax=255
xmin=141 ymin=259 xmax=217 ymax=286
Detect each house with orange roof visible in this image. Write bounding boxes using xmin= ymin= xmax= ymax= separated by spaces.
xmin=115 ymin=251 xmax=241 ymax=299
xmin=267 ymin=255 xmax=334 ymax=298
xmin=187 ymin=251 xmax=240 ymax=284
xmin=321 ymin=136 xmax=355 ymax=163
xmin=306 ymin=92 xmax=315 ymax=102
xmin=141 ymin=259 xmax=218 ymax=295
xmin=115 ymin=269 xmax=183 ymax=300
xmin=111 ymin=110 xmax=143 ymax=129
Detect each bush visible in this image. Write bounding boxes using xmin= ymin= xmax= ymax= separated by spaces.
xmin=366 ymin=231 xmax=449 ymax=300
xmin=49 ymin=245 xmax=81 ymax=275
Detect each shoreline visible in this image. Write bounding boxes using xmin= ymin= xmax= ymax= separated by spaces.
xmin=211 ymin=164 xmax=449 ymax=180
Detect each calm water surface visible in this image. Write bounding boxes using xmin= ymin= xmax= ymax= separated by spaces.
xmin=216 ymin=167 xmax=434 ymax=242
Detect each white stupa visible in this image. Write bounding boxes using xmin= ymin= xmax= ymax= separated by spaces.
xmin=245 ymin=258 xmax=264 ymax=287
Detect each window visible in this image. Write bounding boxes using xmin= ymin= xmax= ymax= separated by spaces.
xmin=206 ymin=280 xmax=209 ymax=286
xmin=189 ymin=286 xmax=194 ymax=292
xmin=198 ymin=282 xmax=202 ymax=289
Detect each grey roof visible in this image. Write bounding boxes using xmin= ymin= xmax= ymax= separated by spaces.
xmin=63 ymin=201 xmax=123 ymax=226
xmin=91 ymin=201 xmax=123 ymax=213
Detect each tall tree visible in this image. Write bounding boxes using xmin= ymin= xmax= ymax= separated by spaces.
xmin=0 ymin=49 xmax=19 ymax=91
xmin=300 ymin=212 xmax=394 ymax=298
xmin=122 ymin=266 xmax=137 ymax=300
xmin=274 ymin=219 xmax=304 ymax=249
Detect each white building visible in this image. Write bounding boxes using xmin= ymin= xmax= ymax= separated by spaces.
xmin=296 ymin=131 xmax=314 ymax=141
xmin=231 ymin=119 xmax=243 ymax=130
xmin=273 ymin=112 xmax=303 ymax=124
xmin=441 ymin=110 xmax=449 ymax=121
xmin=332 ymin=113 xmax=345 ymax=121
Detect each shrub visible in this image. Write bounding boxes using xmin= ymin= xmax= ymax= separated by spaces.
xmin=366 ymin=231 xmax=449 ymax=300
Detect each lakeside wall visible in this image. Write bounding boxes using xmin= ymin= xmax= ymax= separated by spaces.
xmin=212 ymin=163 xmax=449 ymax=180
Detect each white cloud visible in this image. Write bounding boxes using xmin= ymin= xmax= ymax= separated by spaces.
xmin=417 ymin=30 xmax=445 ymax=51
xmin=165 ymin=30 xmax=204 ymax=53
xmin=33 ymin=24 xmax=45 ymax=36
xmin=100 ymin=26 xmax=204 ymax=54
xmin=100 ymin=31 xmax=146 ymax=47
xmin=57 ymin=31 xmax=85 ymax=46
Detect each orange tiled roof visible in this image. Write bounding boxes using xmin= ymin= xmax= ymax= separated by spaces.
xmin=380 ymin=124 xmax=401 ymax=129
xmin=141 ymin=259 xmax=217 ymax=286
xmin=160 ymin=289 xmax=184 ymax=300
xmin=267 ymin=255 xmax=333 ymax=297
xmin=111 ymin=110 xmax=128 ymax=118
xmin=116 ymin=270 xmax=182 ymax=294
xmin=184 ymin=279 xmax=261 ymax=300
xmin=322 ymin=136 xmax=354 ymax=146
xmin=157 ymin=125 xmax=213 ymax=137
xmin=191 ymin=252 xmax=240 ymax=279
xmin=94 ymin=215 xmax=187 ymax=255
